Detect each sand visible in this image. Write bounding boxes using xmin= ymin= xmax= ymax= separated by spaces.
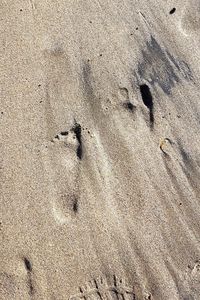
xmin=0 ymin=0 xmax=200 ymax=299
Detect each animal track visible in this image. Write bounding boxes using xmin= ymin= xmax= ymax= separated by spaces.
xmin=69 ymin=275 xmax=135 ymax=300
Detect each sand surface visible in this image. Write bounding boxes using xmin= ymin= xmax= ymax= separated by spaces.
xmin=0 ymin=0 xmax=200 ymax=299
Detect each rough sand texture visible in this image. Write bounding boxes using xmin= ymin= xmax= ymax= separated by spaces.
xmin=0 ymin=0 xmax=200 ymax=299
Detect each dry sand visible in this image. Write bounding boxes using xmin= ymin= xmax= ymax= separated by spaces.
xmin=0 ymin=0 xmax=200 ymax=299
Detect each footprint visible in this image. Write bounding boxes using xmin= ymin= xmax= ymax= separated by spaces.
xmin=42 ymin=123 xmax=82 ymax=225
xmin=70 ymin=275 xmax=136 ymax=300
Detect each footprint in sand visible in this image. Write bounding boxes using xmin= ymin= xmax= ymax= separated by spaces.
xmin=42 ymin=123 xmax=82 ymax=225
xmin=69 ymin=275 xmax=136 ymax=300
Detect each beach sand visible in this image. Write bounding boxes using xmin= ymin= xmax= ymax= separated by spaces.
xmin=0 ymin=0 xmax=200 ymax=299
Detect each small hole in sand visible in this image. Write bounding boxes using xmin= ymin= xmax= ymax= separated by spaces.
xmin=139 ymin=84 xmax=153 ymax=109
xmin=73 ymin=198 xmax=78 ymax=213
xmin=127 ymin=102 xmax=134 ymax=110
xmin=24 ymin=258 xmax=32 ymax=272
xmin=140 ymin=84 xmax=154 ymax=126
xmin=60 ymin=131 xmax=68 ymax=136
xmin=169 ymin=8 xmax=176 ymax=14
